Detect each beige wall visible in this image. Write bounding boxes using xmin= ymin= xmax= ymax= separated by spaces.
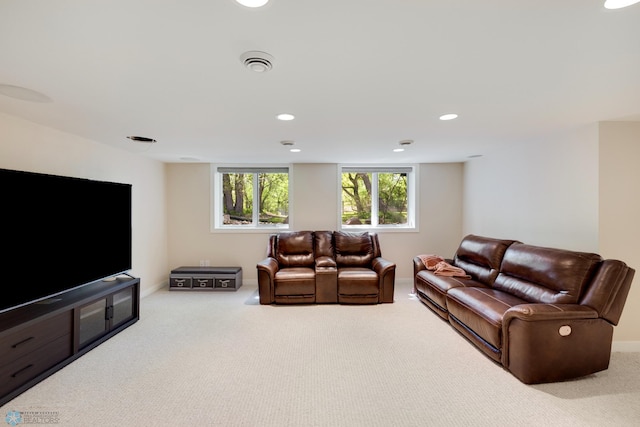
xmin=0 ymin=112 xmax=168 ymax=296
xmin=463 ymin=124 xmax=600 ymax=250
xmin=463 ymin=122 xmax=639 ymax=344
xmin=166 ymin=162 xmax=464 ymax=281
xmin=599 ymin=122 xmax=640 ymax=342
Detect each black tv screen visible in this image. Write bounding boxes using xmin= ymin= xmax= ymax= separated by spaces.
xmin=0 ymin=168 xmax=132 ymax=313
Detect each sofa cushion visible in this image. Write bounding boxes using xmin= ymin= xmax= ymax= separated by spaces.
xmin=453 ymin=235 xmax=518 ymax=285
xmin=494 ymin=243 xmax=602 ymax=304
xmin=447 ymin=287 xmax=528 ymax=350
xmin=338 ymin=268 xmax=379 ymax=295
xmin=274 ymin=267 xmax=315 ymax=296
xmin=415 ymin=270 xmax=487 ymax=313
xmin=276 ymin=231 xmax=315 ymax=268
xmin=335 ymin=231 xmax=374 ymax=267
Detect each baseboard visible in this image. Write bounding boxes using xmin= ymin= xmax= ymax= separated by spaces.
xmin=396 ymin=278 xmax=413 ymax=286
xmin=141 ymin=281 xmax=168 ymax=298
xmin=243 ymin=278 xmax=258 ymax=286
xmin=612 ymin=341 xmax=640 ymax=352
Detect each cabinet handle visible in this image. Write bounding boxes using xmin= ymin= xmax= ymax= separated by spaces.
xmin=105 ymin=305 xmax=114 ymax=320
xmin=11 ymin=364 xmax=34 ymax=378
xmin=11 ymin=336 xmax=35 ymax=348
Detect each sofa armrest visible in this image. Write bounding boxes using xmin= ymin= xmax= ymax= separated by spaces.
xmin=256 ymin=257 xmax=279 ymax=304
xmin=316 ymin=255 xmax=336 ymax=269
xmin=315 ymin=256 xmax=337 ymax=303
xmin=412 ymin=256 xmax=426 ymax=294
xmin=502 ymin=303 xmax=611 ymax=383
xmin=373 ymin=257 xmax=396 ymax=303
xmin=504 ymin=303 xmax=599 ymax=324
xmin=373 ymin=256 xmax=395 ymax=276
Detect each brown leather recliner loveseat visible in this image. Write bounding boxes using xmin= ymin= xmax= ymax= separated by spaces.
xmin=413 ymin=234 xmax=635 ymax=384
xmin=257 ymin=230 xmax=396 ymax=304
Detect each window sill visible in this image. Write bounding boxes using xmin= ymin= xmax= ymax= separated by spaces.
xmin=339 ymin=225 xmax=419 ymax=233
xmin=212 ymin=225 xmax=290 ymax=234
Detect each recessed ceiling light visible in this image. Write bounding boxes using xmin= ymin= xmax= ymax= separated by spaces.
xmin=393 ymin=148 xmax=405 ymax=153
xmin=290 ymin=148 xmax=301 ymax=153
xmin=235 ymin=0 xmax=269 ymax=7
xmin=439 ymin=113 xmax=458 ymax=121
xmin=277 ymin=113 xmax=295 ymax=121
xmin=604 ymin=0 xmax=640 ymax=9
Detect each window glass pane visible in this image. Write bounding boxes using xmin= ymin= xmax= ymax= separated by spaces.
xmin=341 ymin=172 xmax=372 ymax=225
xmin=378 ymin=172 xmax=408 ymax=225
xmin=258 ymin=172 xmax=289 ymax=225
xmin=222 ymin=173 xmax=253 ymax=225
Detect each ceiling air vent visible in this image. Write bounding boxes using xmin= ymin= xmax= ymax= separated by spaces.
xmin=240 ymin=51 xmax=274 ymax=73
xmin=127 ymin=135 xmax=156 ymax=143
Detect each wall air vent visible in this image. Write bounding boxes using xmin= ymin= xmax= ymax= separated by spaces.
xmin=240 ymin=51 xmax=274 ymax=73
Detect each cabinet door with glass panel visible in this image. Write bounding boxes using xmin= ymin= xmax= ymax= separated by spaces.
xmin=76 ymin=285 xmax=136 ymax=349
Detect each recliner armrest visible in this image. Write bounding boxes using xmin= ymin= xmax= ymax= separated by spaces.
xmin=257 ymin=257 xmax=279 ymax=277
xmin=315 ymin=256 xmax=337 ymax=303
xmin=256 ymin=257 xmax=279 ymax=304
xmin=503 ymin=303 xmax=599 ymax=324
xmin=373 ymin=257 xmax=396 ymax=303
xmin=373 ymin=257 xmax=395 ymax=276
xmin=502 ymin=303 xmax=600 ymax=368
xmin=502 ymin=303 xmax=609 ymax=383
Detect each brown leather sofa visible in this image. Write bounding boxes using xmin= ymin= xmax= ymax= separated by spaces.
xmin=257 ymin=230 xmax=396 ymax=304
xmin=413 ymin=234 xmax=635 ymax=384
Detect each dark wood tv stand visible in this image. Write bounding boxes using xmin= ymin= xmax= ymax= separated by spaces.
xmin=0 ymin=276 xmax=140 ymax=406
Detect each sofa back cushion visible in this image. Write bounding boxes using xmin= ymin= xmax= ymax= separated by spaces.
xmin=453 ymin=235 xmax=518 ymax=285
xmin=314 ymin=230 xmax=334 ymax=258
xmin=494 ymin=243 xmax=602 ymax=304
xmin=580 ymin=259 xmax=635 ymax=325
xmin=276 ymin=231 xmax=315 ymax=268
xmin=334 ymin=231 xmax=374 ymax=268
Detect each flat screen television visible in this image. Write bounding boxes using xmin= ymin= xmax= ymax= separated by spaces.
xmin=0 ymin=168 xmax=132 ymax=313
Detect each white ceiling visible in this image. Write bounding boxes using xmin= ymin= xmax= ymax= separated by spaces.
xmin=1 ymin=0 xmax=639 ymax=164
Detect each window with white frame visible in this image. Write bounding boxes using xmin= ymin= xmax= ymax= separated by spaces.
xmin=339 ymin=165 xmax=416 ymax=230
xmin=213 ymin=165 xmax=290 ymax=230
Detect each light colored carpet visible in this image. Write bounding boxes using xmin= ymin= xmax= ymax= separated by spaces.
xmin=2 ymin=280 xmax=639 ymax=426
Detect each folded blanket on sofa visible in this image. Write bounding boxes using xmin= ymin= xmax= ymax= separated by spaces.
xmin=418 ymin=254 xmax=471 ymax=278
xmin=418 ymin=254 xmax=445 ymax=269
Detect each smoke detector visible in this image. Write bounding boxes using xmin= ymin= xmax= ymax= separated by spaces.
xmin=240 ymin=51 xmax=274 ymax=73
